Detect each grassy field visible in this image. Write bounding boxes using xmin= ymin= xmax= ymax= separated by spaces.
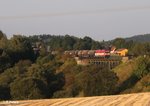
xmin=0 ymin=92 xmax=150 ymax=106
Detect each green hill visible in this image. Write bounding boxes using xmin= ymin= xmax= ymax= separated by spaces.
xmin=113 ymin=56 xmax=150 ymax=94
xmin=125 ymin=34 xmax=150 ymax=42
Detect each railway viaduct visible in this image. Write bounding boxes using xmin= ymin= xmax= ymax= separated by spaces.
xmin=75 ymin=57 xmax=122 ymax=69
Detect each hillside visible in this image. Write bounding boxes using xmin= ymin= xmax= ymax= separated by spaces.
xmin=1 ymin=92 xmax=150 ymax=106
xmin=0 ymin=31 xmax=150 ymax=101
xmin=113 ymin=56 xmax=150 ymax=94
xmin=125 ymin=34 xmax=150 ymax=42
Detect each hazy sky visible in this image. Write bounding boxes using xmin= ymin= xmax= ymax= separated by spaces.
xmin=0 ymin=0 xmax=150 ymax=40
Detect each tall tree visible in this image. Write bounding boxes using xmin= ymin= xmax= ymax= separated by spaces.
xmin=8 ymin=35 xmax=35 ymax=62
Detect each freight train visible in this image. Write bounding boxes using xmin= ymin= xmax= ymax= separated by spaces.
xmin=64 ymin=48 xmax=128 ymax=57
xmin=64 ymin=50 xmax=111 ymax=58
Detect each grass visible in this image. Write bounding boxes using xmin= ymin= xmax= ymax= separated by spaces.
xmin=113 ymin=59 xmax=137 ymax=85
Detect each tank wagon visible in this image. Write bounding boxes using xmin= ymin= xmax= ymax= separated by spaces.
xmin=64 ymin=50 xmax=111 ymax=58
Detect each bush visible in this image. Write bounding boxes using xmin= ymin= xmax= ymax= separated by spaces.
xmin=76 ymin=66 xmax=118 ymax=96
xmin=10 ymin=77 xmax=48 ymax=100
xmin=134 ymin=56 xmax=150 ymax=79
xmin=0 ymin=85 xmax=11 ymax=100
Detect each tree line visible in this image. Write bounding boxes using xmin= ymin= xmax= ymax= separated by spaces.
xmin=0 ymin=30 xmax=150 ymax=100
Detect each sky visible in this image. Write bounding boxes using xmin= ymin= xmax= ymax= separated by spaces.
xmin=0 ymin=0 xmax=150 ymax=41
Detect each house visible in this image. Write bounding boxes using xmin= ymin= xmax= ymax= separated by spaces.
xmin=115 ymin=49 xmax=128 ymax=56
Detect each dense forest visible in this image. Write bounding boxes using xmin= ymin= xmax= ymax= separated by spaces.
xmin=0 ymin=30 xmax=150 ymax=100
